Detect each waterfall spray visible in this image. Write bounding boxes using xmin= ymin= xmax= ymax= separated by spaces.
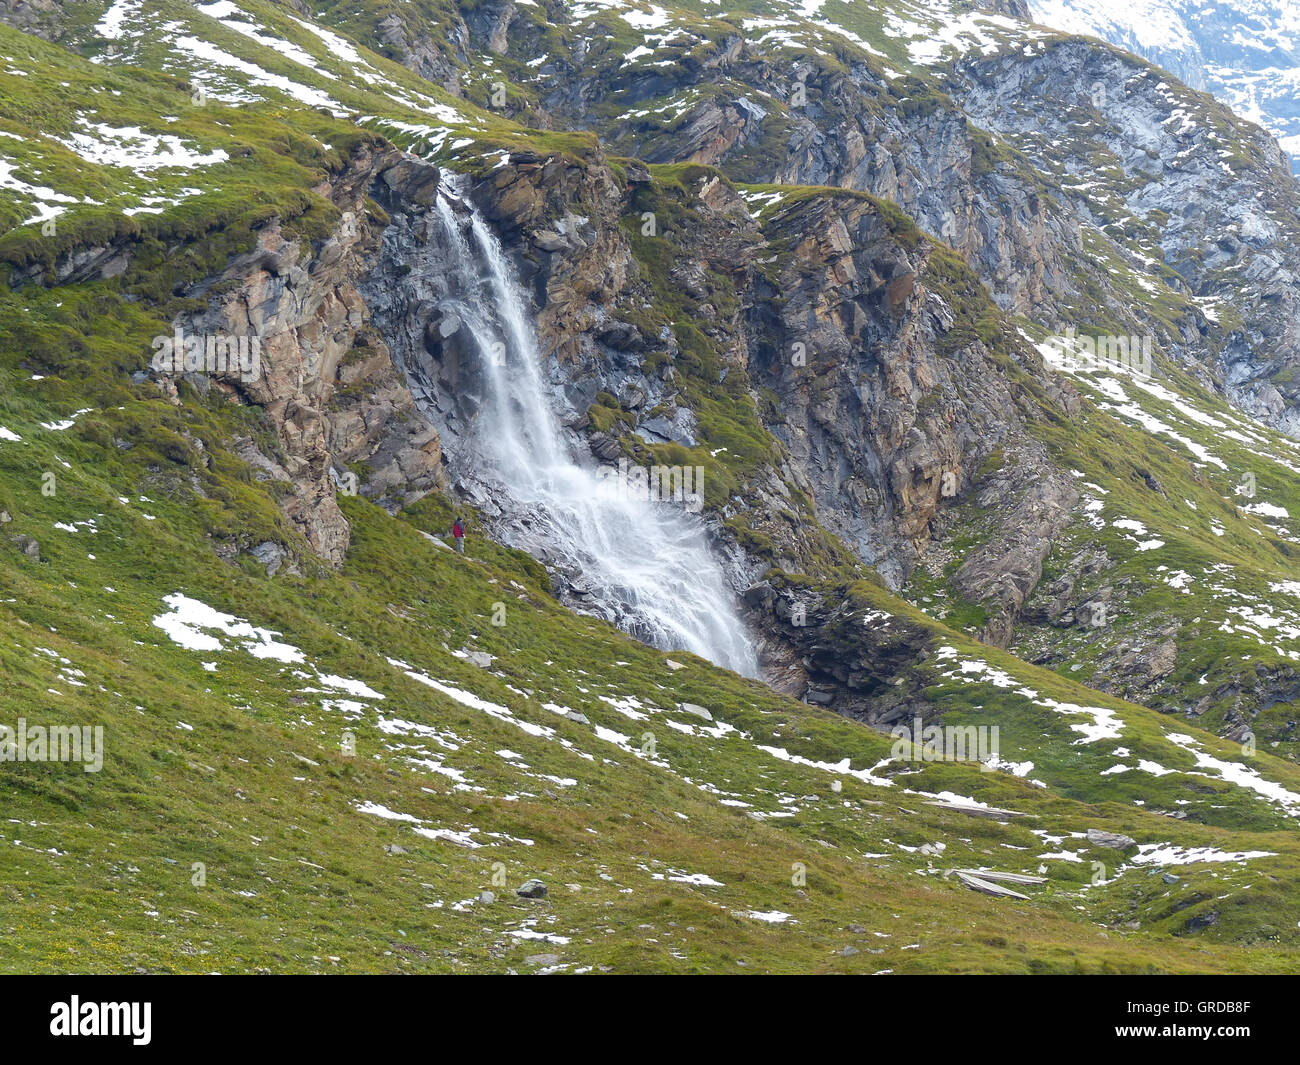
xmin=422 ymin=178 xmax=759 ymax=677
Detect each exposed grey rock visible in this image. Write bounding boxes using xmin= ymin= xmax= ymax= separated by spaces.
xmin=167 ymin=147 xmax=447 ymax=566
xmin=951 ymin=868 xmax=1045 ymax=885
xmin=677 ymin=702 xmax=713 ymax=722
xmin=0 ymin=0 xmax=65 ymax=39
xmin=635 ymin=415 xmax=695 ymax=448
xmin=517 ymin=878 xmax=548 ymax=898
xmin=525 ymin=952 xmax=560 ymax=966
xmin=1087 ymin=829 xmax=1137 ymax=850
xmin=981 ymin=0 xmax=1030 ymax=16
xmin=375 ymin=12 xmax=466 ymax=96
xmin=927 ymin=800 xmax=1025 ymax=820
xmin=250 ymin=541 xmax=285 ymax=577
xmin=587 ymin=431 xmax=622 ymax=461
xmin=954 ymin=871 xmax=1030 ymax=899
xmin=595 ymin=321 xmax=645 ymax=351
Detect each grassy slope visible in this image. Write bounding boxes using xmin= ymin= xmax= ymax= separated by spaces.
xmin=4 ymin=264 xmax=1300 ymax=968
xmin=5 ymin=420 xmax=1300 ymax=972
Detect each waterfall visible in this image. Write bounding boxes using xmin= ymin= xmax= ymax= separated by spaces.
xmin=423 ymin=179 xmax=759 ymax=677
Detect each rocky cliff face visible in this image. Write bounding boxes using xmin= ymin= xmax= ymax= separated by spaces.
xmin=371 ymin=2 xmax=471 ymax=97
xmin=376 ymin=0 xmax=1300 ymax=443
xmin=750 ymin=190 xmax=1080 ymax=598
xmin=473 ymin=28 xmax=1075 ymax=319
xmin=160 ymin=146 xmax=446 ymax=567
xmin=953 ymin=36 xmax=1300 ymax=433
xmin=359 ymin=148 xmax=635 ymax=489
xmin=350 ymin=137 xmax=1092 ymax=702
xmin=1027 ymin=0 xmax=1300 ymax=173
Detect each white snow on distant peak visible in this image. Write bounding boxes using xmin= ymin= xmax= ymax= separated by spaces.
xmin=1030 ymin=1 xmax=1300 ymax=171
xmin=1030 ymin=0 xmax=1196 ymax=53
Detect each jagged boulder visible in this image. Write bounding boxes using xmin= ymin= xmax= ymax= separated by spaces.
xmin=1086 ymin=829 xmax=1137 ymax=850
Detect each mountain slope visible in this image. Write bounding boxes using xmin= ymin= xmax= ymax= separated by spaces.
xmin=3 ymin=0 xmax=1300 ymax=973
xmin=6 ymin=402 xmax=1300 ymax=971
xmin=1030 ymin=0 xmax=1300 ymax=172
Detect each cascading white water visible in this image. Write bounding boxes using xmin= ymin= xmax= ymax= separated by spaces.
xmin=427 ymin=181 xmax=758 ymax=677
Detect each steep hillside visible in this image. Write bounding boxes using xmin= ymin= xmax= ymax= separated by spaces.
xmin=1030 ymin=0 xmax=1300 ymax=172
xmin=6 ymin=383 xmax=1300 ymax=972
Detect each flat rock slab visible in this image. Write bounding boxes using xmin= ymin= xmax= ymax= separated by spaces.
xmin=925 ymin=800 xmax=1026 ymax=820
xmin=953 ymin=871 xmax=1030 ymax=900
xmin=1086 ymin=828 xmax=1136 ymax=849
xmin=952 ymin=868 xmax=1045 ymax=885
xmin=525 ymin=953 xmax=560 ymax=967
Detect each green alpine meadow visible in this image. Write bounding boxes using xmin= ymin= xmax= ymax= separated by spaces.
xmin=3 ymin=0 xmax=1300 ymax=985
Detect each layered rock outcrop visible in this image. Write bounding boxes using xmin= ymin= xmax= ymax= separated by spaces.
xmin=165 ymin=146 xmax=446 ymax=565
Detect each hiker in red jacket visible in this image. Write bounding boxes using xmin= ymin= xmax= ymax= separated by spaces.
xmin=452 ymin=516 xmax=465 ymax=553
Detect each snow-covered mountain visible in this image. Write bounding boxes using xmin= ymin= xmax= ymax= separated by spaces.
xmin=1031 ymin=0 xmax=1300 ymax=171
